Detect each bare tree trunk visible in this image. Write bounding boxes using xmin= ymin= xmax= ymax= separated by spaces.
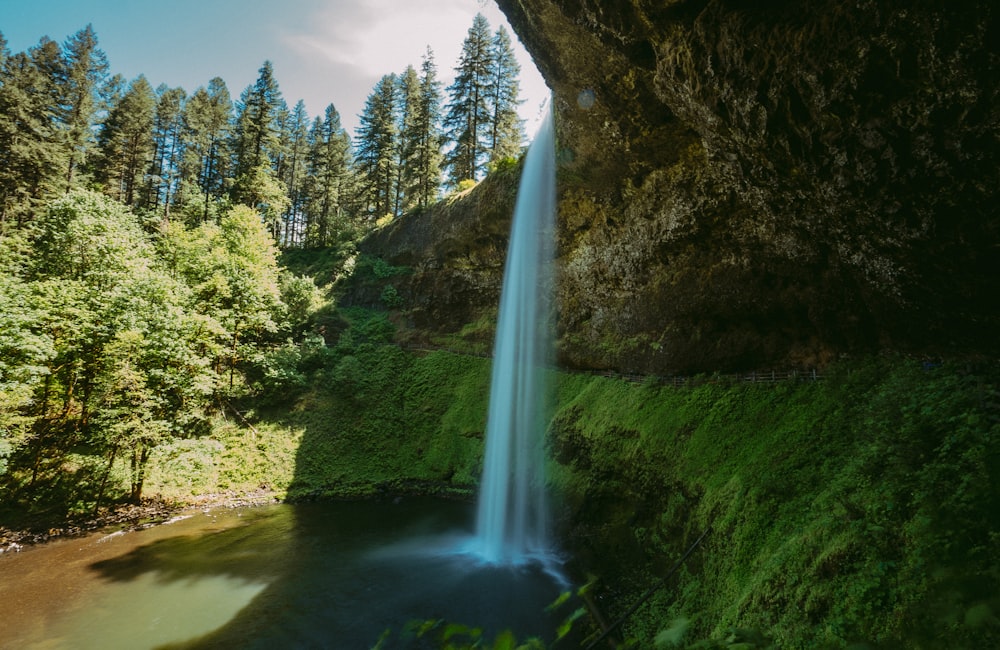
xmin=130 ymin=444 xmax=150 ymax=503
xmin=93 ymin=443 xmax=119 ymax=516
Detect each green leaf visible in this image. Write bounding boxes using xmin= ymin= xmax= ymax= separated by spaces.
xmin=411 ymin=618 xmax=441 ymax=638
xmin=545 ymin=590 xmax=572 ymax=611
xmin=369 ymin=628 xmax=391 ymax=650
xmin=556 ymin=607 xmax=586 ymax=640
xmin=491 ymin=629 xmax=516 ymax=650
xmin=442 ymin=622 xmax=471 ymax=640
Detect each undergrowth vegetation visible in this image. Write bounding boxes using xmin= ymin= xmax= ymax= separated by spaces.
xmin=145 ymin=334 xmax=997 ymax=648
xmin=547 ymin=357 xmax=999 ymax=648
xmin=5 ymin=279 xmax=995 ymax=648
xmin=146 ymin=308 xmax=493 ymax=502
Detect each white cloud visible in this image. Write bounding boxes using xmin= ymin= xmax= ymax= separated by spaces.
xmin=277 ymin=0 xmax=549 ymax=138
xmin=282 ymin=0 xmax=471 ymax=77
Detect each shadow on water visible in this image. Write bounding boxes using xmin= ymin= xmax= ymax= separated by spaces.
xmin=82 ymin=500 xmax=572 ymax=649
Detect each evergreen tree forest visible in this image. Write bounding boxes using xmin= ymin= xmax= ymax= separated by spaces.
xmin=0 ymin=14 xmax=523 ymax=240
xmin=0 ymin=14 xmax=524 ymax=517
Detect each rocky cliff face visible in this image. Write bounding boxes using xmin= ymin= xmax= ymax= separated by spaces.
xmin=358 ymin=1 xmax=999 ymax=374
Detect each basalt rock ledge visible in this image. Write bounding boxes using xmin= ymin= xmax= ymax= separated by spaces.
xmin=356 ymin=0 xmax=999 ymax=375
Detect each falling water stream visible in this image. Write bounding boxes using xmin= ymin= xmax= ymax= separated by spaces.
xmin=473 ymin=106 xmax=557 ymax=566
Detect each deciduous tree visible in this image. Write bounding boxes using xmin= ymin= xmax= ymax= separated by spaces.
xmin=165 ymin=204 xmax=285 ymax=388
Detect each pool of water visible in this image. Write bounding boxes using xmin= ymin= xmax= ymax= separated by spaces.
xmin=0 ymin=499 xmax=574 ymax=649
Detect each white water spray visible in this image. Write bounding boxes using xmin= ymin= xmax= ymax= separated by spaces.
xmin=473 ymin=106 xmax=556 ymax=565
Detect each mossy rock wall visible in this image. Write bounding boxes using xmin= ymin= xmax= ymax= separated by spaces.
xmin=347 ymin=163 xmax=522 ymax=343
xmin=355 ymin=1 xmax=1000 ymax=375
xmin=547 ymin=358 xmax=999 ymax=647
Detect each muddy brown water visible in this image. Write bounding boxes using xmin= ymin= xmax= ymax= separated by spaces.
xmin=0 ymin=499 xmax=572 ymax=649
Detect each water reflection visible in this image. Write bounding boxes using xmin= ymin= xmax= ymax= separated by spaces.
xmin=1 ymin=500 xmax=571 ymax=649
xmin=53 ymin=572 xmax=268 ymax=649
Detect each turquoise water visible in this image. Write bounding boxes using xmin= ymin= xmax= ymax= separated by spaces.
xmin=0 ymin=500 xmax=572 ymax=649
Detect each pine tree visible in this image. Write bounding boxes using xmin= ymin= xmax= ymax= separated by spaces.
xmin=95 ymin=75 xmax=156 ymax=206
xmin=0 ymin=38 xmax=68 ymax=228
xmin=413 ymin=47 xmax=444 ymax=208
xmin=60 ymin=25 xmax=108 ymax=191
xmin=399 ymin=48 xmax=443 ymax=211
xmin=276 ymin=100 xmax=310 ymax=247
xmin=444 ymin=13 xmax=493 ymax=186
xmin=232 ymin=61 xmax=283 ymax=182
xmin=98 ymin=72 xmax=127 ymax=114
xmin=355 ymin=74 xmax=399 ymax=219
xmin=487 ymin=26 xmax=525 ymax=164
xmin=178 ymin=77 xmax=232 ymax=223
xmin=305 ymin=104 xmax=353 ymax=246
xmin=231 ymin=61 xmax=286 ymax=236
xmin=395 ymin=65 xmax=421 ymax=215
xmin=143 ymin=84 xmax=186 ymax=215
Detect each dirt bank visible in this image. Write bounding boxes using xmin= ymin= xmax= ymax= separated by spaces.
xmin=0 ymin=489 xmax=281 ymax=554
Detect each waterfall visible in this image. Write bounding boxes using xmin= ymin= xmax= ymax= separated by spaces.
xmin=474 ymin=106 xmax=556 ymax=565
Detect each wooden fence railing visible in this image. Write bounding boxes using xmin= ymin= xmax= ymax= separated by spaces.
xmin=584 ymin=368 xmax=823 ymax=386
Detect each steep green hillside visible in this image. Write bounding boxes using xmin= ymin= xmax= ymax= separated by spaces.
xmin=31 ymin=282 xmax=979 ymax=647
xmin=141 ymin=339 xmax=999 ymax=648
xmin=548 ymin=357 xmax=999 ymax=647
xmin=145 ymin=317 xmax=494 ymax=503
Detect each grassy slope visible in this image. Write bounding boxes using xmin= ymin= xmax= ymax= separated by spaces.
xmin=144 ymin=348 xmax=998 ymax=648
xmin=146 ymin=346 xmax=492 ymax=501
xmin=549 ymin=358 xmax=999 ymax=648
xmin=277 ymin=345 xmax=491 ymax=499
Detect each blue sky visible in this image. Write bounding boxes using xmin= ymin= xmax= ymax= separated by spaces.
xmin=1 ymin=0 xmax=549 ymax=137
